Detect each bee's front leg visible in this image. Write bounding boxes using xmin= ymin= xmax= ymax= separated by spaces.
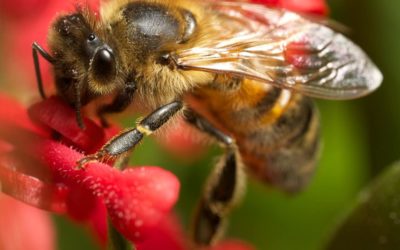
xmin=184 ymin=109 xmax=246 ymax=246
xmin=77 ymin=101 xmax=183 ymax=168
xmin=32 ymin=42 xmax=55 ymax=100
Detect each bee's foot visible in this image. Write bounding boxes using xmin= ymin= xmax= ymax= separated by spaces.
xmin=76 ymin=151 xmax=105 ymax=170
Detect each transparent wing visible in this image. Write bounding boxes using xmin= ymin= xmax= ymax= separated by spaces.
xmin=174 ymin=0 xmax=382 ymax=99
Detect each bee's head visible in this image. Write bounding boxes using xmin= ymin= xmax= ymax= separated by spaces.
xmin=49 ymin=12 xmax=119 ymax=104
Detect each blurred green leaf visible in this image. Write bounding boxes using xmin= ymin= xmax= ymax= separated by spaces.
xmin=54 ymin=215 xmax=99 ymax=250
xmin=327 ymin=161 xmax=400 ymax=250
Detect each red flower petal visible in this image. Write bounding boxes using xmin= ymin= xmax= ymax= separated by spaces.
xmin=41 ymin=140 xmax=180 ymax=242
xmin=110 ymin=167 xmax=181 ymax=241
xmin=0 ymin=140 xmax=13 ymax=153
xmin=210 ymin=240 xmax=256 ymax=250
xmin=29 ymin=97 xmax=106 ymax=153
xmin=0 ymin=94 xmax=46 ymax=135
xmin=0 ymin=95 xmax=66 ymax=212
xmin=136 ymin=215 xmax=186 ymax=250
xmin=0 ymin=163 xmax=66 ymax=213
xmin=65 ymin=183 xmax=100 ymax=221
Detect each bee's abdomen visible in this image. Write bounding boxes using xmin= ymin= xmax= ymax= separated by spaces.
xmin=197 ymin=81 xmax=320 ymax=193
xmin=239 ymin=94 xmax=320 ymax=193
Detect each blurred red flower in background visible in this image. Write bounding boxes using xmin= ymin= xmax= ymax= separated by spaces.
xmin=0 ymin=194 xmax=55 ymax=250
xmin=251 ymin=0 xmax=328 ymax=15
xmin=0 ymin=0 xmax=328 ymax=248
xmin=0 ymin=0 xmax=99 ymax=92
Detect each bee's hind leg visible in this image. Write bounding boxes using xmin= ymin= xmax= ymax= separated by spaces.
xmin=184 ymin=109 xmax=246 ymax=246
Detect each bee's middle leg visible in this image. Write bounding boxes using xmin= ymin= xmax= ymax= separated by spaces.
xmin=184 ymin=109 xmax=246 ymax=246
xmin=96 ymin=82 xmax=136 ymax=127
xmin=77 ymin=101 xmax=183 ymax=168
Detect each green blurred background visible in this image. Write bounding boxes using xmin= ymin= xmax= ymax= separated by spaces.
xmin=1 ymin=0 xmax=400 ymax=249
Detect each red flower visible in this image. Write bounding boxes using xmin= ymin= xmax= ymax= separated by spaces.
xmin=250 ymin=0 xmax=328 ymax=15
xmin=157 ymin=116 xmax=207 ymax=162
xmin=0 ymin=95 xmax=180 ymax=245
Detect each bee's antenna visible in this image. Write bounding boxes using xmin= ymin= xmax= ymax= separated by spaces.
xmin=32 ymin=42 xmax=55 ymax=100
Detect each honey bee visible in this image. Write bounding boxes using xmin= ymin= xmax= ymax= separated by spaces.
xmin=32 ymin=0 xmax=382 ymax=246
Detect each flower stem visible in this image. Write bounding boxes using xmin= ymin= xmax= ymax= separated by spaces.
xmin=107 ymin=217 xmax=136 ymax=250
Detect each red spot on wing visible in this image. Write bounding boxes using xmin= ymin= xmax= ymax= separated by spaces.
xmin=284 ymin=41 xmax=324 ymax=70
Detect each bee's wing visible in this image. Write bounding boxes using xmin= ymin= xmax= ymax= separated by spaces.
xmin=174 ymin=1 xmax=382 ymax=99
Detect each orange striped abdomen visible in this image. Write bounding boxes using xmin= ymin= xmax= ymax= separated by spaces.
xmin=193 ymin=79 xmax=320 ymax=193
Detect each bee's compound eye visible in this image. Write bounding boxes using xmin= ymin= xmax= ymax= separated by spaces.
xmin=179 ymin=9 xmax=197 ymax=43
xmin=92 ymin=48 xmax=116 ymax=81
